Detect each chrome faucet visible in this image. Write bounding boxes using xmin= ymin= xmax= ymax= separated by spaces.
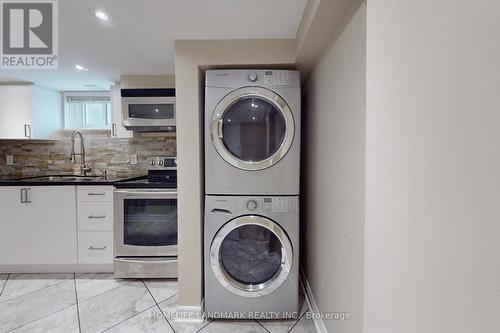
xmin=70 ymin=130 xmax=91 ymax=176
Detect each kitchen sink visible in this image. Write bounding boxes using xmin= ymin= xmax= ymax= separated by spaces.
xmin=14 ymin=175 xmax=103 ymax=182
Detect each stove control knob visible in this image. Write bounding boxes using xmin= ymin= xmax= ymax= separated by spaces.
xmin=151 ymin=160 xmax=156 ymax=166
xmin=246 ymin=199 xmax=258 ymax=211
xmin=248 ymin=72 xmax=258 ymax=82
xmin=159 ymin=160 xmax=164 ymax=166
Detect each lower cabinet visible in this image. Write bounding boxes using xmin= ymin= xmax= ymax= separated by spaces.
xmin=29 ymin=186 xmax=77 ymax=264
xmin=77 ymin=186 xmax=114 ymax=265
xmin=0 ymin=187 xmax=30 ymax=265
xmin=0 ymin=185 xmax=114 ymax=270
xmin=0 ymin=186 xmax=76 ymax=265
xmin=78 ymin=231 xmax=114 ymax=264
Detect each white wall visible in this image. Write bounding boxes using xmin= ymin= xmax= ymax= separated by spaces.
xmin=174 ymin=39 xmax=296 ymax=307
xmin=365 ymin=1 xmax=500 ymax=332
xmin=303 ymin=4 xmax=366 ymax=333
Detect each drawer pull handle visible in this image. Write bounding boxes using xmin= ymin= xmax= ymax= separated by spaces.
xmin=88 ymin=215 xmax=106 ymax=219
xmin=89 ymin=246 xmax=107 ymax=251
xmin=88 ymin=192 xmax=106 ymax=196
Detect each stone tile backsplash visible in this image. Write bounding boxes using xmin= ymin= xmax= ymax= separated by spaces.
xmin=0 ymin=131 xmax=176 ymax=178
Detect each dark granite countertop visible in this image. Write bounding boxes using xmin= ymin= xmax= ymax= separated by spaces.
xmin=0 ymin=174 xmax=146 ymax=186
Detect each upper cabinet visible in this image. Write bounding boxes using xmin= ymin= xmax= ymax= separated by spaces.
xmin=0 ymin=85 xmax=33 ymax=139
xmin=110 ymin=84 xmax=132 ymax=138
xmin=0 ymin=84 xmax=62 ymax=140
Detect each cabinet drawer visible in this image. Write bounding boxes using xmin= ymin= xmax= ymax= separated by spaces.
xmin=78 ymin=231 xmax=113 ymax=264
xmin=77 ymin=186 xmax=113 ymax=202
xmin=78 ymin=202 xmax=113 ymax=231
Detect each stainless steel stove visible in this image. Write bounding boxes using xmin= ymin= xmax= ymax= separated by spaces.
xmin=113 ymin=156 xmax=178 ymax=278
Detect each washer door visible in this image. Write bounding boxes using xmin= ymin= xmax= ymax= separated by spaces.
xmin=210 ymin=215 xmax=293 ymax=297
xmin=211 ymin=87 xmax=295 ymax=171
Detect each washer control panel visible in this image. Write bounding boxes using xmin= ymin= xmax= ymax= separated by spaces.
xmin=238 ymin=197 xmax=296 ymax=214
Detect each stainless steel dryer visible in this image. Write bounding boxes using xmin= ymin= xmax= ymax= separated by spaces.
xmin=204 ymin=69 xmax=301 ymax=195
xmin=204 ymin=195 xmax=299 ymax=318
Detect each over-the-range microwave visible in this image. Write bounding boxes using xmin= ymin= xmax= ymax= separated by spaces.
xmin=121 ymin=88 xmax=176 ymax=132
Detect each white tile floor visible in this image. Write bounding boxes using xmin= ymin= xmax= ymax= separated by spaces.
xmin=0 ymin=273 xmax=316 ymax=333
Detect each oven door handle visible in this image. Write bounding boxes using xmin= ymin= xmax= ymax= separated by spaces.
xmin=114 ymin=190 xmax=177 ymax=199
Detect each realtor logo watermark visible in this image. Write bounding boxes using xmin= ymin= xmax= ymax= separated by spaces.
xmin=0 ymin=0 xmax=58 ymax=69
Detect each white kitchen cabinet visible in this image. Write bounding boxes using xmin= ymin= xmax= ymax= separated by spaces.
xmin=0 ymin=187 xmax=30 ymax=265
xmin=111 ymin=84 xmax=132 ymax=138
xmin=0 ymin=186 xmax=77 ymax=266
xmin=29 ymin=186 xmax=77 ymax=264
xmin=0 ymin=85 xmax=33 ymax=139
xmin=77 ymin=185 xmax=114 ymax=265
xmin=78 ymin=231 xmax=113 ymax=264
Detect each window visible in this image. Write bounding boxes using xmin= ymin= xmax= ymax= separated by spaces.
xmin=64 ymin=91 xmax=111 ymax=129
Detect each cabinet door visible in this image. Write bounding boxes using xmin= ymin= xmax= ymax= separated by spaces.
xmin=111 ymin=84 xmax=132 ymax=138
xmin=29 ymin=186 xmax=77 ymax=264
xmin=0 ymin=86 xmax=33 ymax=139
xmin=0 ymin=187 xmax=30 ymax=264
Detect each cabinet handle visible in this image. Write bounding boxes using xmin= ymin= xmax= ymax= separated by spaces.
xmin=25 ymin=188 xmax=31 ymax=203
xmin=88 ymin=215 xmax=106 ymax=219
xmin=24 ymin=124 xmax=32 ymax=139
xmin=87 ymin=192 xmax=106 ymax=196
xmin=112 ymin=123 xmax=117 ymax=137
xmin=20 ymin=188 xmax=26 ymax=203
xmin=88 ymin=246 xmax=106 ymax=251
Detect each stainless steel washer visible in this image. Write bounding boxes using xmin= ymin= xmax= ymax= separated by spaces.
xmin=204 ymin=195 xmax=299 ymax=318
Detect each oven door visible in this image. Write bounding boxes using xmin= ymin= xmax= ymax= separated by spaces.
xmin=114 ymin=189 xmax=177 ymax=257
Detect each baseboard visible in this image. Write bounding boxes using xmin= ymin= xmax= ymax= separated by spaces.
xmin=175 ymin=299 xmax=205 ymax=323
xmin=300 ymin=268 xmax=328 ymax=333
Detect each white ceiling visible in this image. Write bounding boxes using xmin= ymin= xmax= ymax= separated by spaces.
xmin=0 ymin=0 xmax=307 ymax=91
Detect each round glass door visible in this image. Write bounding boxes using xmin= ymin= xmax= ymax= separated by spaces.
xmin=211 ymin=87 xmax=295 ymax=171
xmin=210 ymin=215 xmax=293 ymax=297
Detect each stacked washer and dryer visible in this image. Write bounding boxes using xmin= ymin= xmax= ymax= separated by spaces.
xmin=204 ymin=70 xmax=301 ymax=318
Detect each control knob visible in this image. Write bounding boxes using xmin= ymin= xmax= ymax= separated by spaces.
xmin=246 ymin=199 xmax=258 ymax=211
xmin=248 ymin=72 xmax=258 ymax=82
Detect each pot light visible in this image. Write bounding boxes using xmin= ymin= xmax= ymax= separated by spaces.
xmin=94 ymin=11 xmax=110 ymax=21
xmin=89 ymin=8 xmax=114 ymax=24
xmin=74 ymin=64 xmax=88 ymax=71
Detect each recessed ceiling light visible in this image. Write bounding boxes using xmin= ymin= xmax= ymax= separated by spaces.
xmin=74 ymin=64 xmax=88 ymax=71
xmin=88 ymin=8 xmax=114 ymax=24
xmin=94 ymin=11 xmax=109 ymax=21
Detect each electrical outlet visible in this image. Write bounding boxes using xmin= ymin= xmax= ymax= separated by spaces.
xmin=130 ymin=154 xmax=138 ymax=165
xmin=6 ymin=155 xmax=13 ymax=166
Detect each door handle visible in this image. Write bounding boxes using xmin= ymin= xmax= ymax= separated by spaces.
xmin=112 ymin=123 xmax=117 ymax=137
xmin=88 ymin=215 xmax=106 ymax=219
xmin=87 ymin=192 xmax=106 ymax=196
xmin=20 ymin=188 xmax=26 ymax=203
xmin=25 ymin=188 xmax=31 ymax=203
xmin=217 ymin=119 xmax=223 ymax=139
xmin=24 ymin=124 xmax=32 ymax=139
xmin=88 ymin=246 xmax=106 ymax=251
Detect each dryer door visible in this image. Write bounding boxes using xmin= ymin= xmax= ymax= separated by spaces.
xmin=210 ymin=215 xmax=293 ymax=297
xmin=211 ymin=87 xmax=295 ymax=171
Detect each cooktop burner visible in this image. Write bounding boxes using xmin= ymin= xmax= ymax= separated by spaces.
xmin=114 ymin=156 xmax=177 ymax=189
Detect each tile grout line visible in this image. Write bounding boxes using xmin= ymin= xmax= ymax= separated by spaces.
xmin=256 ymin=320 xmax=272 ymax=333
xmin=99 ymin=303 xmax=159 ymax=333
xmin=5 ymin=302 xmax=77 ymax=332
xmin=76 ymin=278 xmax=136 ymax=305
xmin=0 ymin=274 xmax=10 ymax=296
xmin=0 ymin=275 xmax=72 ymax=304
xmin=287 ymin=308 xmax=309 ymax=333
xmin=73 ymin=273 xmax=82 ymax=333
xmin=142 ymin=279 xmax=177 ymax=333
